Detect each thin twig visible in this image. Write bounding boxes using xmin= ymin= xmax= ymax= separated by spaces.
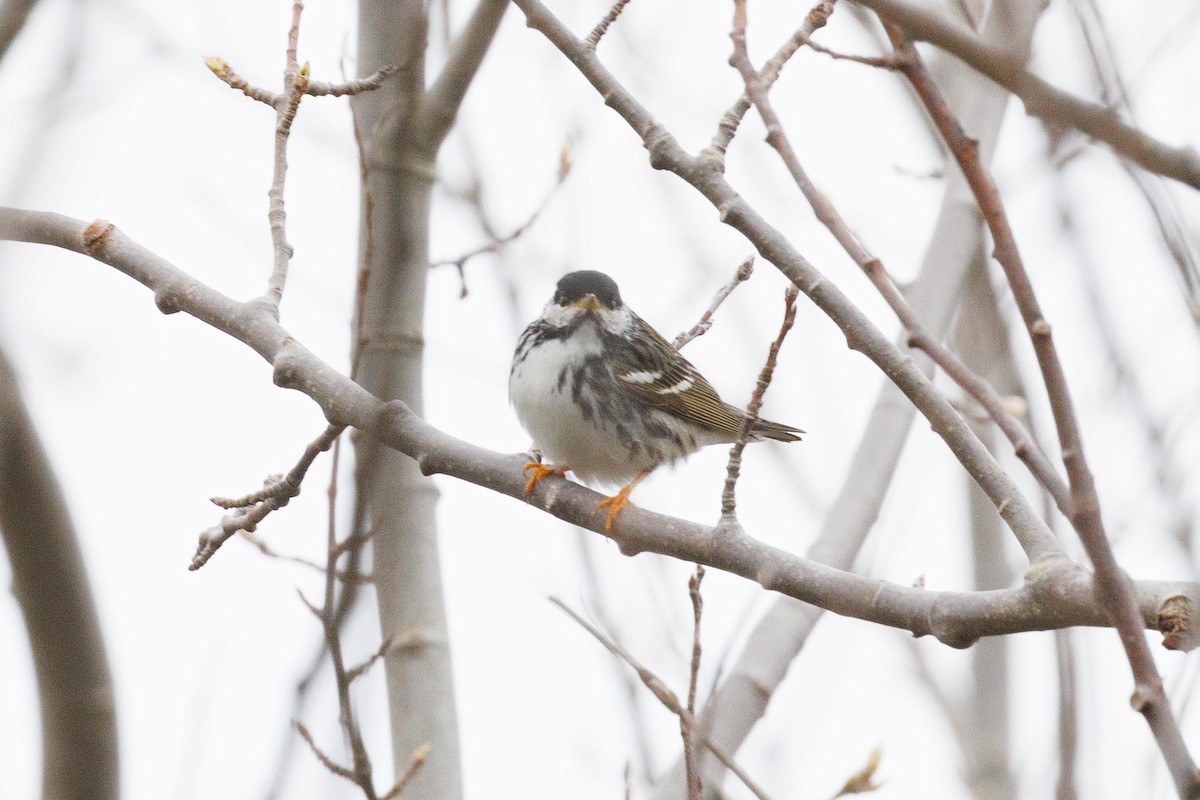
xmin=205 ymin=0 xmax=394 ymax=315
xmin=381 ymin=745 xmax=431 ymax=800
xmin=721 ymin=287 xmax=799 ymax=523
xmin=321 ymin=434 xmax=378 ymax=797
xmin=192 ymin=424 xmax=344 ymax=570
xmin=585 ymin=0 xmax=634 ymax=49
xmin=707 ymin=2 xmax=836 ymax=165
xmin=294 ymin=720 xmax=357 ymax=781
xmin=830 ymin=746 xmax=884 ymax=798
xmin=550 ymin=597 xmax=772 ymax=800
xmin=807 ymin=39 xmax=907 ymax=68
xmin=430 ymin=146 xmax=572 ymax=294
xmin=306 ymin=66 xmax=398 ymax=97
xmin=263 ymin=0 xmax=309 ymax=312
xmin=346 ymin=636 xmax=393 ymax=683
xmin=673 ymin=256 xmax=754 ymax=349
xmin=886 ymin=24 xmax=1200 ymax=798
xmin=683 ymin=566 xmax=706 ymax=800
xmin=240 ymin=532 xmax=373 ymax=584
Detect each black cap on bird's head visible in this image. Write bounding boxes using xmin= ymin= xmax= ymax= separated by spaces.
xmin=553 ymin=270 xmax=623 ymax=310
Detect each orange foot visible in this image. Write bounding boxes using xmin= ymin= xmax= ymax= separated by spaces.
xmin=597 ymin=469 xmax=652 ymax=534
xmin=524 ymin=462 xmax=567 ymax=495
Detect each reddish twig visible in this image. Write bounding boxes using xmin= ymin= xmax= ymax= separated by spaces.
xmin=430 ymin=146 xmax=573 ymax=295
xmin=721 ymin=287 xmax=799 ymax=523
xmin=886 ymin=24 xmax=1200 ymax=798
xmin=673 ymin=256 xmax=754 ymax=349
xmin=728 ymin=0 xmax=1072 ymax=540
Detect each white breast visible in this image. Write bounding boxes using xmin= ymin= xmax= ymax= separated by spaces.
xmin=510 ymin=326 xmax=665 ymax=486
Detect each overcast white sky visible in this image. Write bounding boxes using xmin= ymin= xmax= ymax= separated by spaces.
xmin=2 ymin=1 xmax=1200 ymax=798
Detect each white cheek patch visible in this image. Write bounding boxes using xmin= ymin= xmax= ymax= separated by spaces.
xmin=621 ymin=370 xmax=662 ymax=385
xmin=656 ymin=377 xmax=694 ymax=395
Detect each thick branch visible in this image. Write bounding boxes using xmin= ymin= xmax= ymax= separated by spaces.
xmin=1 ymin=207 xmax=1197 ymax=651
xmin=850 ymin=0 xmax=1200 ymax=190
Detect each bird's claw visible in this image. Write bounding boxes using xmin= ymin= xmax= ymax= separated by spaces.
xmin=597 ymin=487 xmax=635 ymax=534
xmin=523 ymin=462 xmax=566 ymax=495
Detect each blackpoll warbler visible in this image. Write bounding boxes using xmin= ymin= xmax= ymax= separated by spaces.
xmin=510 ymin=270 xmax=803 ymax=530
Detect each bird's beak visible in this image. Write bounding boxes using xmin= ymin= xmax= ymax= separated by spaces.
xmin=570 ymin=294 xmax=603 ymax=312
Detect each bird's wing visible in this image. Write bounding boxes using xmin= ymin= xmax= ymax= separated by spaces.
xmin=610 ymin=315 xmax=746 ymax=438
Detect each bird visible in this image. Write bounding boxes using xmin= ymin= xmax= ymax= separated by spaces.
xmin=509 ymin=269 xmax=802 ymax=532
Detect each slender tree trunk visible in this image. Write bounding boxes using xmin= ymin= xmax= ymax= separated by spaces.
xmin=353 ymin=3 xmax=463 ymax=797
xmin=957 ymin=261 xmax=1020 ymax=799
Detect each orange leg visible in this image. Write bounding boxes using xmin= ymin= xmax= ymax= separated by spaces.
xmin=597 ymin=468 xmax=653 ymax=534
xmin=524 ymin=462 xmax=568 ymax=495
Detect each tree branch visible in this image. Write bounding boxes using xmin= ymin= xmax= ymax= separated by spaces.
xmin=417 ymin=0 xmax=510 ymax=154
xmin=728 ymin=0 xmax=1069 ymax=517
xmin=2 ymin=208 xmax=1198 ymax=653
xmin=886 ymin=25 xmax=1200 ymax=797
xmin=850 ymin=0 xmax=1200 ymax=190
xmin=510 ymin=0 xmax=1062 ymax=565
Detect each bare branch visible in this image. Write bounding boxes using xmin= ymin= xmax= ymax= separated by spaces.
xmin=707 ymin=2 xmax=835 ymax=165
xmin=551 ymin=598 xmax=771 ymax=800
xmin=807 ymin=39 xmax=907 ymax=68
xmin=510 ymin=0 xmax=1063 ymax=564
xmin=241 ymin=533 xmax=373 ymax=584
xmin=584 ymin=0 xmax=633 ymax=49
xmin=430 ymin=144 xmax=571 ymax=287
xmin=207 ymin=2 xmax=394 ymax=315
xmin=192 ymin=424 xmax=343 ymax=569
xmin=720 ymin=287 xmax=798 ymax=523
xmin=346 ymin=636 xmax=394 ymax=683
xmin=729 ymin=0 xmax=1070 ymax=523
xmin=418 ymin=0 xmax=510 ymax=154
xmin=672 ymin=256 xmax=754 ymax=350
xmin=4 ymin=209 xmax=1200 ymax=648
xmin=205 ymin=57 xmax=281 ymax=104
xmin=886 ymin=25 xmax=1200 ymax=796
xmin=294 ymin=720 xmax=357 ymax=782
xmin=851 ymin=0 xmax=1200 ymax=189
xmin=683 ymin=566 xmax=706 ymax=800
xmin=306 ymin=65 xmax=399 ymax=97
